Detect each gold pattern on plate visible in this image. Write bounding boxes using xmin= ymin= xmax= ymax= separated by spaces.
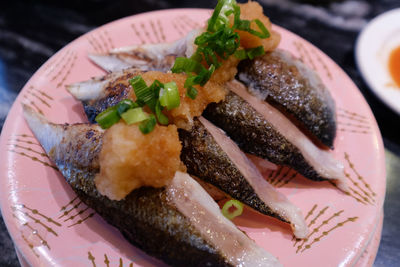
xmin=50 ymin=50 xmax=76 ymax=82
xmin=265 ymin=166 xmax=298 ymax=188
xmin=88 ymin=252 xmax=134 ymax=267
xmin=337 ymin=108 xmax=371 ymax=134
xmin=88 ymin=31 xmax=115 ymax=53
xmin=292 ymin=41 xmax=317 ymax=71
xmin=157 ymin=19 xmax=166 ymax=42
xmin=12 ymin=204 xmax=63 ymax=258
xmin=59 ymin=196 xmax=95 ymax=227
xmin=8 ymin=134 xmax=57 ymax=170
xmin=292 ymin=40 xmax=334 ymax=80
xmin=171 ymin=16 xmax=197 ymax=37
xmin=44 ymin=50 xmax=72 ymax=77
xmin=21 ymin=232 xmax=40 ymax=258
xmin=331 ymin=153 xmax=376 ymax=205
xmin=131 ymin=20 xmax=167 ymax=44
xmin=292 ymin=204 xmax=358 ymax=253
xmin=56 ymin=53 xmax=78 ymax=88
xmin=311 ymin=47 xmax=333 ymax=80
xmin=131 ymin=23 xmax=146 ymax=44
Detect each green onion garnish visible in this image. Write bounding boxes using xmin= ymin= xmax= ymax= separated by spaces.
xmin=117 ymin=99 xmax=137 ymax=115
xmin=129 ymin=76 xmax=157 ymax=111
xmin=139 ymin=114 xmax=157 ymax=134
xmin=155 ymin=101 xmax=169 ymax=125
xmin=120 ymin=107 xmax=149 ymax=125
xmin=221 ymin=199 xmax=244 ymax=220
xmin=234 ymin=49 xmax=247 ymax=60
xmin=159 ymin=82 xmax=180 ymax=110
xmin=246 ymin=46 xmax=265 ymax=60
xmin=95 ymin=106 xmax=120 ymax=129
xmin=171 ymin=57 xmax=205 ymax=74
xmin=186 ymin=86 xmax=198 ymax=100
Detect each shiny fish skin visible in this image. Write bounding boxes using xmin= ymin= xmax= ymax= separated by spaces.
xmin=237 ymin=49 xmax=337 ymax=148
xmin=179 ymin=118 xmax=288 ymax=221
xmin=22 ymin=106 xmax=234 ymax=267
xmin=203 ymin=90 xmax=326 ymax=182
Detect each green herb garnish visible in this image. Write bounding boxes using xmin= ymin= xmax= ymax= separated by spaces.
xmin=221 ymin=199 xmax=244 ymax=220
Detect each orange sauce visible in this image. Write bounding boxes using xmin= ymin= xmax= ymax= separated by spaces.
xmin=388 ymin=46 xmax=400 ymax=88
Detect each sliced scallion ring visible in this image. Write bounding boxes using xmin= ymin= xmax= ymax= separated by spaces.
xmin=95 ymin=106 xmax=120 ymax=129
xmin=159 ymin=82 xmax=180 ymax=110
xmin=139 ymin=114 xmax=157 ymax=134
xmin=221 ymin=199 xmax=244 ymax=220
xmin=120 ymin=107 xmax=149 ymax=125
xmin=155 ymin=101 xmax=169 ymax=125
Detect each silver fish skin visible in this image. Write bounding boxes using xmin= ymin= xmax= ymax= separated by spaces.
xmin=237 ymin=49 xmax=337 ymax=148
xmin=89 ymin=29 xmax=201 ymax=73
xmin=23 ymin=105 xmax=282 ymax=267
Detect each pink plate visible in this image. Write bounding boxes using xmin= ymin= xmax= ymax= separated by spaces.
xmin=0 ymin=9 xmax=386 ymax=267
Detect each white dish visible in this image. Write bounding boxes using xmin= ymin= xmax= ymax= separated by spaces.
xmin=356 ymin=8 xmax=400 ymax=114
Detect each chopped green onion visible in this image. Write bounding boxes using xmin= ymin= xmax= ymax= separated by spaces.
xmin=221 ymin=199 xmax=244 ymax=220
xmin=171 ymin=57 xmax=205 ymax=74
xmin=139 ymin=114 xmax=157 ymax=134
xmin=247 ymin=19 xmax=270 ymax=39
xmin=120 ymin=107 xmax=149 ymax=125
xmin=117 ymin=99 xmax=137 ymax=115
xmin=129 ymin=76 xmax=156 ymax=109
xmin=186 ymin=86 xmax=198 ymax=100
xmin=95 ymin=106 xmax=120 ymax=129
xmin=234 ymin=49 xmax=247 ymax=60
xmin=207 ymin=0 xmax=228 ymax=32
xmin=247 ymin=46 xmax=265 ymax=60
xmin=155 ymin=101 xmax=169 ymax=125
xmin=159 ymin=82 xmax=180 ymax=110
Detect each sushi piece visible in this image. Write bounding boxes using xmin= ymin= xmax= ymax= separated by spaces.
xmin=180 ymin=117 xmax=308 ymax=238
xmin=204 ymin=80 xmax=346 ymax=189
xmin=23 ymin=105 xmax=282 ymax=267
xmin=89 ymin=29 xmax=202 ymax=73
xmin=237 ymin=49 xmax=336 ymax=148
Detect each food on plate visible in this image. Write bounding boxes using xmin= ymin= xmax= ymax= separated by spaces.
xmin=22 ymin=0 xmax=350 ymax=265
xmin=237 ymin=49 xmax=337 ymax=148
xmin=67 ymin=69 xmax=225 ymax=130
xmin=71 ymin=58 xmax=347 ymax=189
xmin=82 ymin=8 xmax=346 ymax=189
xmin=23 ymin=105 xmax=282 ymax=267
xmin=68 ymin=71 xmax=308 ymax=237
xmin=204 ymin=80 xmax=346 ymax=189
xmin=179 ymin=116 xmax=307 ymax=238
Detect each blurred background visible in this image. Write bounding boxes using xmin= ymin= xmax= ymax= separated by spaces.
xmin=1 ymin=0 xmax=399 ymax=266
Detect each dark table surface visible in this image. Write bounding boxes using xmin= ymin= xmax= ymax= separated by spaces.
xmin=1 ymin=0 xmax=400 ymax=266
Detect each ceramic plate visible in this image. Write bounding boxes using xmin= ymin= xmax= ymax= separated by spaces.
xmin=0 ymin=9 xmax=386 ymax=267
xmin=356 ymin=8 xmax=400 ymax=114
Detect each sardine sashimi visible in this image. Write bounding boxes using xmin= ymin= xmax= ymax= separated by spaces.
xmin=237 ymin=49 xmax=336 ymax=148
xmin=89 ymin=29 xmax=202 ymax=73
xmin=23 ymin=105 xmax=282 ymax=267
xmin=204 ymin=80 xmax=347 ymax=190
xmin=68 ymin=72 xmax=307 ymax=238
xmin=180 ymin=117 xmax=308 ymax=238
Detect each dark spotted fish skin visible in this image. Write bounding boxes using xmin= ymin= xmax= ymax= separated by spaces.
xmin=179 ymin=119 xmax=288 ymax=223
xmin=237 ymin=50 xmax=336 ymax=148
xmin=82 ymin=70 xmax=141 ymax=123
xmin=24 ymin=108 xmax=231 ymax=267
xmin=203 ymin=90 xmax=324 ymax=182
